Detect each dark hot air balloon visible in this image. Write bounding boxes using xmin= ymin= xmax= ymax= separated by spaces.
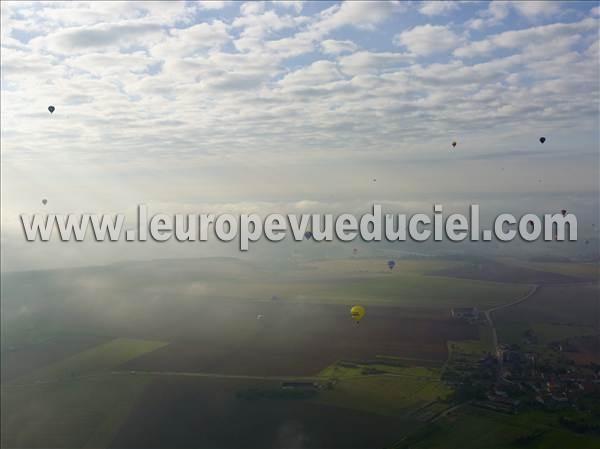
xmin=48 ymin=106 xmax=55 ymax=114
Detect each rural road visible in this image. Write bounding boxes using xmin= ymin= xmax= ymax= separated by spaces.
xmin=113 ymin=370 xmax=324 ymax=382
xmin=483 ymin=283 xmax=541 ymax=373
xmin=3 ymin=367 xmax=440 ymax=388
xmin=1 ymin=370 xmax=323 ymax=387
xmin=111 ymin=369 xmax=439 ymax=382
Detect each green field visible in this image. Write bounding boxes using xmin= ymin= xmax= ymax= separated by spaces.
xmin=1 ymin=374 xmax=152 ymax=449
xmin=1 ymin=258 xmax=534 ymax=351
xmin=2 ymin=257 xmax=597 ymax=448
xmin=395 ymin=405 xmax=600 ymax=449
xmin=494 ymin=283 xmax=599 ymax=347
xmin=1 ymin=338 xmax=166 ymax=448
xmin=500 ymin=258 xmax=599 ymax=280
xmin=318 ymin=368 xmax=452 ymax=416
xmin=497 ymin=321 xmax=598 ymax=346
xmin=11 ymin=338 xmax=167 ymax=384
xmin=318 ymin=362 xmax=443 ymax=379
xmin=189 ymin=258 xmax=532 ymax=309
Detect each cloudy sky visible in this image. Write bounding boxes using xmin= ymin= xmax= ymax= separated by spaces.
xmin=1 ymin=1 xmax=598 ymax=270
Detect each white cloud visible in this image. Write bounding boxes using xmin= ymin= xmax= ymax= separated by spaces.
xmin=314 ymin=1 xmax=404 ymax=34
xmin=280 ymin=60 xmax=343 ymax=88
xmin=338 ymin=51 xmax=413 ymax=75
xmin=469 ymin=1 xmax=563 ymax=30
xmin=272 ymin=1 xmax=304 ymax=14
xmin=511 ymin=1 xmax=562 ymax=20
xmin=150 ymin=20 xmax=231 ymax=58
xmin=66 ymin=52 xmax=157 ymax=77
xmin=456 ymin=17 xmax=597 ymax=58
xmin=1 ymin=1 xmax=597 ymax=219
xmin=467 ymin=1 xmax=509 ymax=29
xmin=240 ymin=2 xmax=266 ymax=16
xmin=320 ymin=39 xmax=358 ymax=55
xmin=418 ymin=1 xmax=459 ymax=17
xmin=197 ymin=1 xmax=231 ymax=10
xmin=264 ymin=35 xmax=315 ymax=58
xmin=233 ymin=9 xmax=303 ymax=39
xmin=32 ymin=22 xmax=164 ymax=53
xmin=27 ymin=2 xmax=193 ymax=28
xmin=453 ymin=40 xmax=494 ymax=59
xmin=394 ymin=24 xmax=461 ymax=56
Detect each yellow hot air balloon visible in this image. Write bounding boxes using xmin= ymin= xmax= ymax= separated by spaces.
xmin=350 ymin=305 xmax=365 ymax=323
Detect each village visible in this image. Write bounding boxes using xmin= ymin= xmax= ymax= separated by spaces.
xmin=447 ymin=306 xmax=600 ymax=427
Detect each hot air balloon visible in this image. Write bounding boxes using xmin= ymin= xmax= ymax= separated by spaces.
xmin=48 ymin=106 xmax=55 ymax=114
xmin=304 ymin=231 xmax=313 ymax=240
xmin=451 ymin=141 xmax=457 ymax=148
xmin=387 ymin=260 xmax=396 ymax=270
xmin=350 ymin=305 xmax=365 ymax=324
xmin=41 ymin=199 xmax=48 ymax=205
xmin=561 ymin=209 xmax=567 ymax=217
xmin=539 ymin=137 xmax=546 ymax=144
